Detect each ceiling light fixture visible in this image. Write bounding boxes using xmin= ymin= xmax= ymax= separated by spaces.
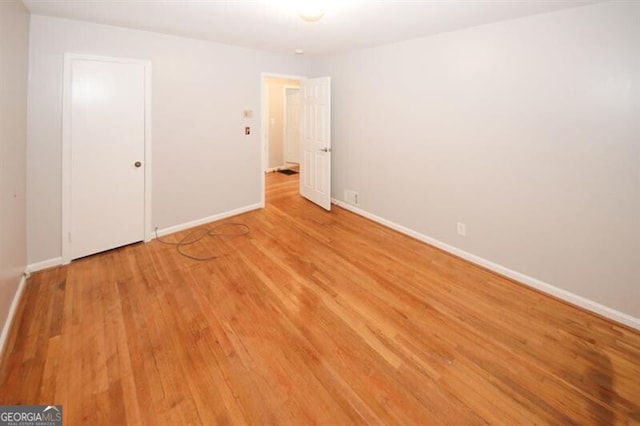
xmin=298 ymin=0 xmax=327 ymax=22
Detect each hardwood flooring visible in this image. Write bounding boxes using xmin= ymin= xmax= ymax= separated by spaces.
xmin=1 ymin=172 xmax=639 ymax=424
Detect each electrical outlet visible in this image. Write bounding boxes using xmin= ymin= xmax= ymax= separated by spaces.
xmin=457 ymin=222 xmax=466 ymax=237
xmin=345 ymin=190 xmax=359 ymax=206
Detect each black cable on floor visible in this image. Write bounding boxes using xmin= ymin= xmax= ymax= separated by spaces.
xmin=154 ymin=222 xmax=250 ymax=261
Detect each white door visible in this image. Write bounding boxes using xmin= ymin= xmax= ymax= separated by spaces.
xmin=300 ymin=77 xmax=331 ymax=210
xmin=284 ymin=87 xmax=301 ymax=164
xmin=63 ymin=55 xmax=151 ymax=262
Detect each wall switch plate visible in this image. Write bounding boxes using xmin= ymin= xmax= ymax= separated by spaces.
xmin=457 ymin=222 xmax=466 ymax=237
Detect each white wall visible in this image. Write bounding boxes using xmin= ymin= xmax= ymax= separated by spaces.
xmin=314 ymin=1 xmax=640 ymax=320
xmin=27 ymin=16 xmax=311 ymax=264
xmin=0 ymin=1 xmax=29 ymax=344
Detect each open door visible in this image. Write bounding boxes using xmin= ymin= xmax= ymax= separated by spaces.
xmin=300 ymin=77 xmax=331 ymax=210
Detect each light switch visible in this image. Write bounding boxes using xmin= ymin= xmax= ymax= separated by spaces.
xmin=245 ymin=127 xmax=251 ymax=135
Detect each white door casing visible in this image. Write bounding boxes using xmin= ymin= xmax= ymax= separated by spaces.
xmin=300 ymin=77 xmax=331 ymax=210
xmin=284 ymin=87 xmax=301 ymax=164
xmin=62 ymin=54 xmax=152 ymax=263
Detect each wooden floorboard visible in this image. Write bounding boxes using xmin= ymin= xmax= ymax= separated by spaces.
xmin=1 ymin=171 xmax=639 ymax=424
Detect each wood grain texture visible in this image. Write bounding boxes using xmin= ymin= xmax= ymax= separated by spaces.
xmin=1 ymin=172 xmax=639 ymax=425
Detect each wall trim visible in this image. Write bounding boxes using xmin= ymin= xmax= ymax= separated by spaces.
xmin=0 ymin=274 xmax=28 ymax=361
xmin=332 ymin=199 xmax=640 ymax=331
xmin=25 ymin=204 xmax=263 ymax=271
xmin=155 ymin=203 xmax=262 ymax=238
xmin=266 ymin=166 xmax=284 ymax=173
xmin=27 ymin=257 xmax=63 ymax=273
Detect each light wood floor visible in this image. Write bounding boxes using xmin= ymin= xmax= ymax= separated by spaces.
xmin=1 ymin=172 xmax=639 ymax=425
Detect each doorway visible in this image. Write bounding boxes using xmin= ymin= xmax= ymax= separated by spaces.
xmin=264 ymin=76 xmax=301 ymax=174
xmin=262 ymin=74 xmax=303 ymax=207
xmin=62 ymin=54 xmax=152 ymax=263
xmin=261 ymin=74 xmax=332 ymax=210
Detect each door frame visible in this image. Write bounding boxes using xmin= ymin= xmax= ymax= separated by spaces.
xmin=61 ymin=53 xmax=152 ymax=264
xmin=260 ymin=72 xmax=306 ymax=207
xmin=283 ymin=85 xmax=301 ymax=165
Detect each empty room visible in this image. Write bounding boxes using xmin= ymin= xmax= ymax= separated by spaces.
xmin=1 ymin=0 xmax=639 ymax=424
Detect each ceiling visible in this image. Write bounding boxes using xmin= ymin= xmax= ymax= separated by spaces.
xmin=22 ymin=0 xmax=606 ymax=56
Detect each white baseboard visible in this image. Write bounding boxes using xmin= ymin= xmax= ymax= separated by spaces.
xmin=332 ymin=199 xmax=640 ymax=331
xmin=155 ymin=203 xmax=262 ymax=237
xmin=0 ymin=274 xmax=28 ymax=360
xmin=266 ymin=166 xmax=286 ymax=173
xmin=26 ymin=205 xmax=263 ymax=270
xmin=27 ymin=257 xmax=63 ymax=273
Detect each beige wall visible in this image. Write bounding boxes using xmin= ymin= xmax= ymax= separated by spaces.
xmin=314 ymin=1 xmax=640 ymax=323
xmin=0 ymin=1 xmax=29 ymax=346
xmin=265 ymin=77 xmax=300 ymax=170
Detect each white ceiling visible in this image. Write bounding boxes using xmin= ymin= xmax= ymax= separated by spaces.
xmin=22 ymin=0 xmax=606 ymax=56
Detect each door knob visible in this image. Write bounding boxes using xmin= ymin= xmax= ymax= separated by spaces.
xmin=320 ymin=147 xmax=332 ymax=153
xmin=134 ymin=161 xmax=142 ymax=168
